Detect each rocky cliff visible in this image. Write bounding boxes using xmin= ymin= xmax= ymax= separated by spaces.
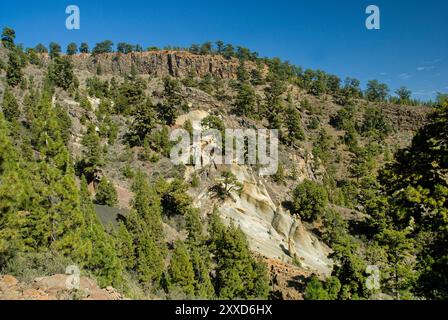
xmin=176 ymin=110 xmax=333 ymax=277
xmin=41 ymin=51 xmax=263 ymax=79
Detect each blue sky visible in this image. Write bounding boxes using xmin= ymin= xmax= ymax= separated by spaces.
xmin=1 ymin=0 xmax=447 ymax=100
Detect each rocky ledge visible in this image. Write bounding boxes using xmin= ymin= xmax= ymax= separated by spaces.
xmin=0 ymin=274 xmax=125 ymax=300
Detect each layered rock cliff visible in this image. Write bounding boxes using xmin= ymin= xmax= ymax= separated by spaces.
xmin=176 ymin=110 xmax=333 ymax=277
xmin=42 ymin=51 xmax=262 ymax=79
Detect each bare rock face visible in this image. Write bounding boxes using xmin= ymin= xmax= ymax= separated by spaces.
xmin=42 ymin=51 xmax=263 ymax=79
xmin=175 ymin=108 xmax=332 ymax=276
xmin=382 ymin=103 xmax=430 ymax=132
xmin=193 ymin=161 xmax=333 ymax=276
xmin=266 ymin=258 xmax=316 ymax=300
xmin=0 ymin=275 xmax=125 ymax=300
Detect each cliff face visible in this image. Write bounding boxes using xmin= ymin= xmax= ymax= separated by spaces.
xmin=42 ymin=51 xmax=262 ymax=79
xmin=176 ymin=110 xmax=333 ymax=277
xmin=216 ymin=164 xmax=332 ymax=276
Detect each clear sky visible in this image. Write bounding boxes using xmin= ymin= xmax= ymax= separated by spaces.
xmin=1 ymin=0 xmax=447 ymax=100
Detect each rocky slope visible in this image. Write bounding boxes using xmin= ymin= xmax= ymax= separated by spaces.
xmin=0 ymin=275 xmax=124 ymax=300
xmin=0 ymin=46 xmax=432 ymax=299
xmin=174 ymin=109 xmax=332 ymax=276
xmin=55 ymin=51 xmax=429 ymax=286
xmin=219 ymin=164 xmax=332 ymax=275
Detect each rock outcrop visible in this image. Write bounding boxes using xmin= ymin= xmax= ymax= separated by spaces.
xmin=42 ymin=51 xmax=263 ymax=79
xmin=178 ymin=109 xmax=332 ymax=276
xmin=0 ymin=275 xmax=125 ymax=300
xmin=216 ymin=164 xmax=332 ymax=276
xmin=382 ymin=103 xmax=429 ymax=132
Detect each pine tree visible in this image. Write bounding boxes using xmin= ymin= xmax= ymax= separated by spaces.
xmin=66 ymin=43 xmax=78 ymax=55
xmin=292 ymin=180 xmax=328 ymax=222
xmin=378 ymin=106 xmax=448 ymax=299
xmin=96 ymin=63 xmax=103 ymax=76
xmin=264 ymin=78 xmax=286 ymax=129
xmin=79 ymin=177 xmax=124 ymax=288
xmin=250 ymin=67 xmax=264 ymax=85
xmin=211 ymin=171 xmax=243 ymax=200
xmin=216 ymin=225 xmax=269 ymax=299
xmin=1 ymin=87 xmax=20 ymax=122
xmin=0 ymin=96 xmax=56 ymax=251
xmin=7 ymin=87 xmax=87 ymax=257
xmin=236 ymin=60 xmax=249 ymax=82
xmin=184 ymin=208 xmax=216 ymax=298
xmin=189 ymin=245 xmax=216 ymax=298
xmin=169 ymin=241 xmax=196 ymax=296
xmin=16 ymin=140 xmax=83 ymax=260
xmin=233 ymin=82 xmax=256 ymax=117
xmin=365 ymin=80 xmax=389 ymax=102
xmin=208 ymin=208 xmax=226 ymax=250
xmin=360 ymin=106 xmax=391 ymax=140
xmin=114 ymin=79 xmax=146 ymax=115
xmin=79 ymin=43 xmax=89 ymax=54
xmin=304 ymin=276 xmax=330 ymax=300
xmin=125 ymin=173 xmax=167 ymax=286
xmin=284 ymin=103 xmax=304 ymax=147
xmin=313 ymin=128 xmax=332 ymax=164
xmin=376 ymin=228 xmax=416 ymax=299
xmin=150 ymin=126 xmax=172 ymax=157
xmin=129 ymin=64 xmax=138 ymax=81
xmin=158 ymin=77 xmax=182 ymax=125
xmin=48 ymin=56 xmax=78 ymax=90
xmin=113 ymin=221 xmax=136 ymax=270
xmin=209 ymin=217 xmax=269 ymax=299
xmin=1 ymin=27 xmax=16 ymax=49
xmin=198 ymin=74 xmax=214 ymax=94
xmin=304 ymin=276 xmax=341 ymax=300
xmin=34 ymin=44 xmax=48 ymax=53
xmin=273 ymin=163 xmax=286 ymax=185
xmin=129 ymin=97 xmax=157 ymax=146
xmin=27 ymin=91 xmax=66 ymax=157
xmin=44 ymin=161 xmax=86 ymax=258
xmin=49 ymin=42 xmax=62 ymax=59
xmin=395 ymin=86 xmax=412 ymax=105
xmin=95 ymin=178 xmax=118 ymax=207
xmin=80 ymin=123 xmax=103 ymax=180
xmin=0 ymin=112 xmax=26 ymax=257
xmin=158 ymin=178 xmax=193 ymax=217
xmin=132 ymin=221 xmax=165 ymax=285
xmin=6 ymin=50 xmax=23 ymax=87
xmin=185 ymin=208 xmax=204 ymax=245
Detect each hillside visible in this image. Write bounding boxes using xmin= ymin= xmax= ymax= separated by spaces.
xmin=2 ymin=33 xmax=446 ymax=301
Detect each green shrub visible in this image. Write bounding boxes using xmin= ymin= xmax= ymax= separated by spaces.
xmin=292 ymin=180 xmax=328 ymax=222
xmin=95 ymin=179 xmax=118 ymax=207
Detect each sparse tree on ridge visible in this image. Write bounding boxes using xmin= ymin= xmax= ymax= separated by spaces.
xmin=365 ymin=80 xmax=390 ymax=102
xmin=1 ymin=27 xmax=16 ymax=49
xmin=34 ymin=43 xmax=48 ymax=53
xmin=80 ymin=42 xmax=89 ymax=53
xmin=395 ymin=86 xmax=412 ymax=104
xmin=66 ymin=42 xmax=78 ymax=55
xmin=117 ymin=42 xmax=133 ymax=54
xmin=49 ymin=42 xmax=62 ymax=59
xmin=92 ymin=40 xmax=114 ymax=55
